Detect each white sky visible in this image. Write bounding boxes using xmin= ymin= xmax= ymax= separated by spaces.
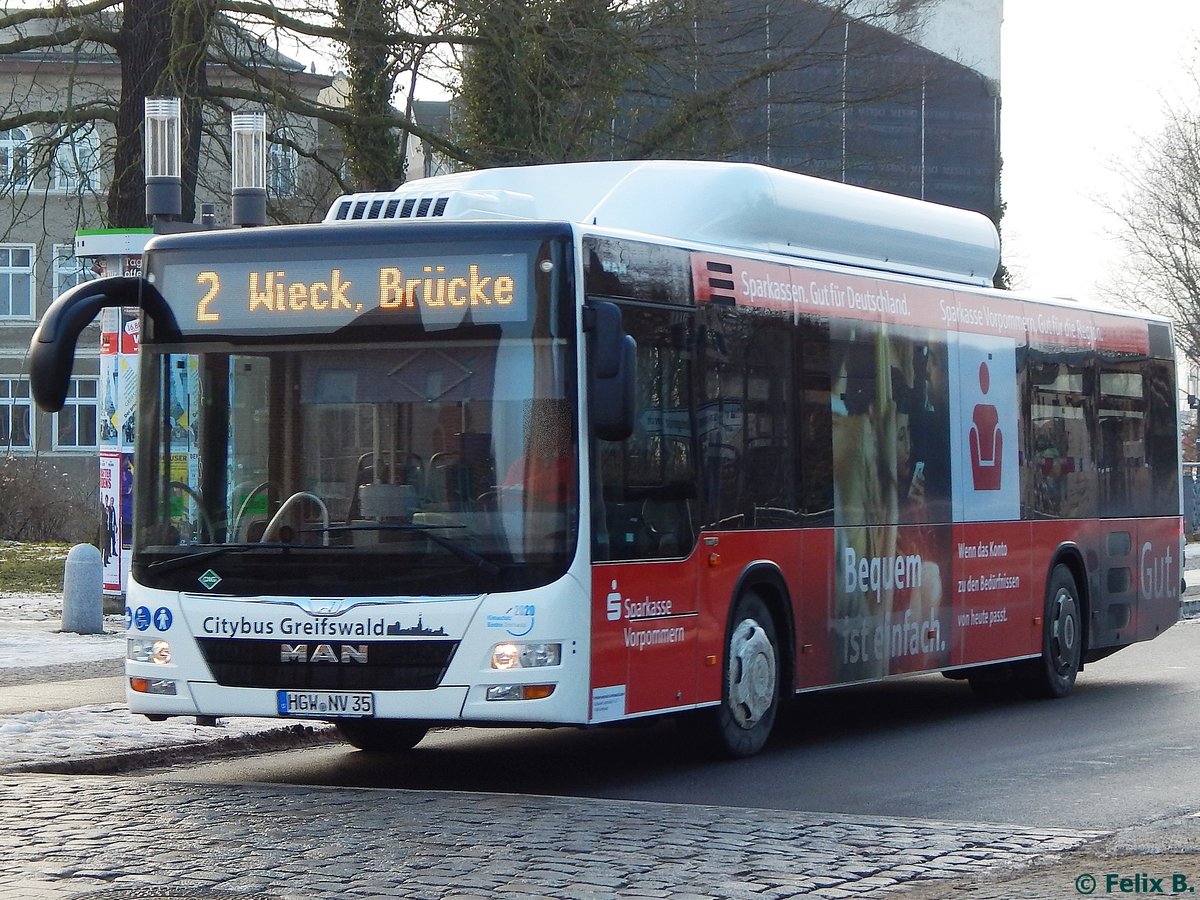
xmin=1000 ymin=3 xmax=1200 ymax=302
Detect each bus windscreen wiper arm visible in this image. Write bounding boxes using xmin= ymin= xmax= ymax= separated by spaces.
xmin=145 ymin=542 xmax=311 ymax=573
xmin=315 ymin=523 xmax=502 ymax=575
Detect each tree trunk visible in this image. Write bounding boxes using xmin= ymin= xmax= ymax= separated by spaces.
xmin=168 ymin=0 xmax=217 ymax=223
xmin=107 ymin=0 xmax=213 ymax=227
xmin=108 ymin=0 xmax=172 ymax=227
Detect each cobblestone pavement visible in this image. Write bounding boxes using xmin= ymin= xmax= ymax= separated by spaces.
xmin=0 ymin=774 xmax=1101 ymax=900
xmin=888 ymin=813 xmax=1200 ymax=900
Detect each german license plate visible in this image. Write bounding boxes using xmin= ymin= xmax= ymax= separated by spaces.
xmin=276 ymin=690 xmax=374 ymax=718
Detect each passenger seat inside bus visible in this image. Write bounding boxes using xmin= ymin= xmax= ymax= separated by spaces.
xmin=640 ymin=498 xmax=689 ymax=557
xmin=606 ymin=498 xmax=690 ymax=559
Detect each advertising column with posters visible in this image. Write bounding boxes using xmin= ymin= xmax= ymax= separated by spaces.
xmin=76 ymin=229 xmax=151 ymax=597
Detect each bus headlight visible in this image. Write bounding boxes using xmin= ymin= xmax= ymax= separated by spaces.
xmin=128 ymin=638 xmax=172 ymax=665
xmin=490 ymin=642 xmax=561 ymax=670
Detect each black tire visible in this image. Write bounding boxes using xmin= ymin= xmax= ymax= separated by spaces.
xmin=334 ymin=719 xmax=430 ymax=751
xmin=713 ymin=592 xmax=781 ymax=758
xmin=1023 ymin=564 xmax=1083 ymax=698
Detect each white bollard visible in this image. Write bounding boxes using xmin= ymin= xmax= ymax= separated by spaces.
xmin=61 ymin=542 xmax=104 ymax=634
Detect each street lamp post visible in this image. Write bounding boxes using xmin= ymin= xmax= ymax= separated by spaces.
xmin=143 ymin=97 xmax=182 ymax=227
xmin=231 ymin=111 xmax=268 ymax=227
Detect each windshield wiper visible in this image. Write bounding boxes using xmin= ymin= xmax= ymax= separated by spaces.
xmin=145 ymin=541 xmax=319 ymax=573
xmin=314 ymin=523 xmax=502 ymax=575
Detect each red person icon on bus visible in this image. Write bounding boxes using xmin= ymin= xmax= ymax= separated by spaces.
xmin=969 ymin=360 xmax=1003 ymax=491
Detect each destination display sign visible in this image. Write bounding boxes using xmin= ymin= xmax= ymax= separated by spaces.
xmin=156 ymin=251 xmax=530 ymax=333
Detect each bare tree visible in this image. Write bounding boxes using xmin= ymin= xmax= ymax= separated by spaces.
xmin=107 ymin=0 xmax=218 ymax=225
xmin=217 ymin=0 xmax=471 ymax=184
xmin=1106 ymin=82 xmax=1200 ymax=365
xmin=0 ymin=0 xmax=471 ymax=230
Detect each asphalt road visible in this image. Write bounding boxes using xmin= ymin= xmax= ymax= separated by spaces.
xmin=137 ymin=616 xmax=1200 ymax=832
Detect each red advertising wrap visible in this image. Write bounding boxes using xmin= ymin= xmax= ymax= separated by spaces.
xmin=587 ymin=250 xmax=1178 ymax=721
xmin=691 ymin=252 xmax=1152 ymax=356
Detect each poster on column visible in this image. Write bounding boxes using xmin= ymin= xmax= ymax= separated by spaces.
xmin=99 ymin=353 xmax=119 ymax=448
xmin=120 ymin=451 xmax=133 ymax=589
xmin=119 ymin=305 xmax=140 ymax=354
xmin=98 ymin=268 xmax=142 ymax=594
xmin=118 ymin=354 xmax=138 ymax=448
xmin=100 ymin=452 xmax=121 ymax=593
xmin=99 ymin=306 xmax=120 ymax=355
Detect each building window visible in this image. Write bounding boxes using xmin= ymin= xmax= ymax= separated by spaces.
xmin=0 ymin=378 xmax=33 ymax=451
xmin=0 ymin=127 xmax=31 ymax=188
xmin=53 ymin=243 xmax=93 ymax=297
xmin=53 ymin=127 xmax=99 ymax=193
xmin=0 ymin=245 xmax=35 ymax=319
xmin=268 ymin=129 xmax=298 ymax=197
xmin=53 ymin=377 xmax=98 ymax=450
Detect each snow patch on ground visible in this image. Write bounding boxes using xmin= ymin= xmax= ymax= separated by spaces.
xmin=0 ymin=591 xmax=332 ymax=771
xmin=0 ymin=703 xmax=325 ymax=770
xmin=0 ymin=591 xmax=125 ymax=668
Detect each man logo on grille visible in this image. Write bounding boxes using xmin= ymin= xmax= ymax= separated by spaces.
xmin=280 ymin=643 xmax=368 ymax=663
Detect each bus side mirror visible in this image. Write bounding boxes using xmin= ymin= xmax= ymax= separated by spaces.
xmin=29 ymin=276 xmax=169 ymax=411
xmin=586 ymin=301 xmax=636 ymax=442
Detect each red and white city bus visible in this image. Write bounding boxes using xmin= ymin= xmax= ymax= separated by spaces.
xmin=30 ymin=160 xmax=1182 ymax=757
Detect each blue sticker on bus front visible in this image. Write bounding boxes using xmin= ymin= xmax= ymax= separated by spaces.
xmin=124 ymin=606 xmax=133 ymax=630
xmin=153 ymin=607 xmax=173 ymax=631
xmin=133 ymin=606 xmax=152 ymax=631
xmin=486 ymin=605 xmax=535 ymax=637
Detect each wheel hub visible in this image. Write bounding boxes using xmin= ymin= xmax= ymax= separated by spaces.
xmin=728 ymin=618 xmax=777 ymax=729
xmin=1050 ymin=589 xmax=1079 ymax=673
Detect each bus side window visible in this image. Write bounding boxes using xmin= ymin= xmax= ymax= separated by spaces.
xmin=1097 ymin=361 xmax=1147 ymax=518
xmin=696 ymin=302 xmax=799 ymax=529
xmin=591 ymin=305 xmax=698 ymax=562
xmin=1143 ymin=356 xmax=1179 ymax=516
xmin=798 ymin=324 xmax=833 ymax=525
xmin=1028 ymin=356 xmax=1096 ymax=520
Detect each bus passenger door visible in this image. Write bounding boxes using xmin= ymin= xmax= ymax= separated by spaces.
xmin=587 ymin=301 xmax=701 ymax=722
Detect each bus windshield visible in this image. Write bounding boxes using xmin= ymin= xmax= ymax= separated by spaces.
xmin=133 ymin=289 xmax=577 ymax=598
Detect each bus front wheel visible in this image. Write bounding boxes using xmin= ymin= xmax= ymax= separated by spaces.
xmin=714 ymin=593 xmax=780 ymax=758
xmin=1024 ymin=564 xmax=1083 ymax=698
xmin=335 ymin=719 xmax=430 ymax=752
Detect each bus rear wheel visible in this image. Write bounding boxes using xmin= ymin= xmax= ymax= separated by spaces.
xmin=1023 ymin=564 xmax=1083 ymax=698
xmin=713 ymin=593 xmax=780 ymax=758
xmin=334 ymin=719 xmax=430 ymax=752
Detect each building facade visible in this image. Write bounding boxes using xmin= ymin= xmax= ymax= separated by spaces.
xmin=0 ymin=24 xmax=339 ymax=538
xmin=614 ymin=0 xmax=1002 ymax=220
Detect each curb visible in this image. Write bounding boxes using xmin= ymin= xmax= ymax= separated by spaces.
xmin=0 ymin=721 xmax=340 ymax=777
